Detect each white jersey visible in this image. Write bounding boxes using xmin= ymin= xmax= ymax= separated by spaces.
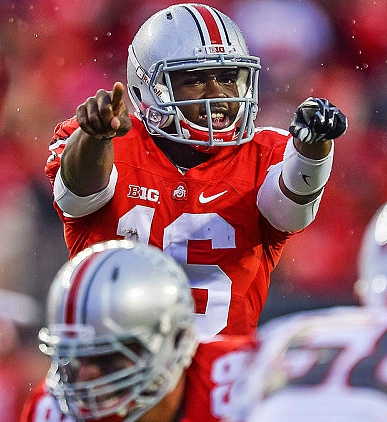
xmin=230 ymin=306 xmax=387 ymax=422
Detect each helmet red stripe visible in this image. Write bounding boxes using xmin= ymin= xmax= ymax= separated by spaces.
xmin=192 ymin=4 xmax=223 ymax=45
xmin=65 ymin=256 xmax=94 ymax=324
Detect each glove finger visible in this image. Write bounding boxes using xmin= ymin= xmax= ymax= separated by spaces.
xmin=289 ymin=115 xmax=313 ymax=143
xmin=324 ymin=110 xmax=348 ymax=140
xmin=300 ymin=100 xmax=320 ymax=125
xmin=290 ymin=97 xmax=347 ymax=143
xmin=311 ymin=100 xmax=342 ymax=142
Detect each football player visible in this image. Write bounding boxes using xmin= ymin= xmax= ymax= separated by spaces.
xmin=45 ymin=3 xmax=347 ymax=338
xmin=21 ymin=240 xmax=258 ymax=422
xmin=226 ymin=202 xmax=387 ymax=421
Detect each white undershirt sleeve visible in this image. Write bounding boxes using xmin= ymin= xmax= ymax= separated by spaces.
xmin=257 ymin=162 xmax=323 ymax=232
xmin=282 ymin=139 xmax=334 ymax=195
xmin=257 ymin=138 xmax=334 ymax=232
xmin=53 ymin=165 xmax=118 ymax=218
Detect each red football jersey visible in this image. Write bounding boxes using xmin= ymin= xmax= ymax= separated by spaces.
xmin=21 ymin=335 xmax=258 ymax=422
xmin=182 ymin=335 xmax=258 ymax=421
xmin=46 ymin=115 xmax=293 ymax=337
xmin=20 ymin=379 xmax=122 ymax=422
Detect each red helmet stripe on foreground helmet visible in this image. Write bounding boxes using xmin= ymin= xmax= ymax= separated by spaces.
xmin=36 ymin=242 xmax=198 ymax=421
xmin=64 ymin=253 xmax=97 ymax=324
xmin=186 ymin=4 xmax=225 ymax=47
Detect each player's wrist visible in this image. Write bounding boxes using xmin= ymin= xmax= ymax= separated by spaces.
xmin=282 ymin=138 xmax=334 ymax=195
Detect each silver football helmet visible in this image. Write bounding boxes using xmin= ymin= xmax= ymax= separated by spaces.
xmin=39 ymin=240 xmax=197 ymax=421
xmin=356 ymin=203 xmax=387 ymax=306
xmin=127 ymin=3 xmax=261 ymax=148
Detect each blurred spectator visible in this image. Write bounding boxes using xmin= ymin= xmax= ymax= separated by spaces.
xmin=0 ymin=23 xmax=65 ymax=422
xmin=0 ymin=48 xmax=36 ymax=295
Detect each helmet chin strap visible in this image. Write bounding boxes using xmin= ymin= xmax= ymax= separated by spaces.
xmin=191 ymin=143 xmax=221 ymax=154
xmin=179 ymin=120 xmax=235 ymax=150
xmin=143 ymin=100 xmax=251 ymax=148
xmin=176 ymin=107 xmax=240 ymax=145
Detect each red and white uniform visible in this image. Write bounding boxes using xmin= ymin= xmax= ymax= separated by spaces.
xmin=21 ymin=381 xmax=74 ymax=422
xmin=21 ymin=335 xmax=258 ymax=422
xmin=46 ymin=116 xmax=294 ymax=337
xmin=232 ymin=307 xmax=387 ymax=422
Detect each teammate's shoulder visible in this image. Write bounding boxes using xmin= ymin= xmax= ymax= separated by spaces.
xmin=255 ymin=126 xmax=290 ymax=137
xmin=313 ymin=305 xmax=387 ymax=327
xmin=259 ymin=306 xmax=387 ymax=346
xmin=198 ymin=333 xmax=258 ymax=352
xmin=251 ymin=125 xmax=291 ymax=146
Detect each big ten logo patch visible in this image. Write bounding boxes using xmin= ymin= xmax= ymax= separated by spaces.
xmin=205 ymin=45 xmax=226 ymax=54
xmin=127 ymin=185 xmax=160 ymax=202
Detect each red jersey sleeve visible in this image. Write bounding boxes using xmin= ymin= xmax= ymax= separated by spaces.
xmin=45 ymin=117 xmax=79 ymax=186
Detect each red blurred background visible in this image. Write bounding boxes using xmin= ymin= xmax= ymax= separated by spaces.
xmin=0 ymin=1 xmax=386 ymax=419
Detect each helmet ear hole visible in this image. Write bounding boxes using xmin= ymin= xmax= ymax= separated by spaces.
xmin=174 ymin=329 xmax=185 ymax=349
xmin=132 ymin=86 xmax=142 ymax=102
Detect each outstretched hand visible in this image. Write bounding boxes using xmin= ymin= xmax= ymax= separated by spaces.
xmin=76 ymin=82 xmax=132 ymax=140
xmin=289 ymin=97 xmax=348 ymax=144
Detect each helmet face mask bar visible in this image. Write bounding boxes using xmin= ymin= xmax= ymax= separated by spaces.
xmin=43 ymin=330 xmax=156 ymax=421
xmin=148 ymin=57 xmax=260 ymax=147
xmin=127 ymin=3 xmax=261 ymax=148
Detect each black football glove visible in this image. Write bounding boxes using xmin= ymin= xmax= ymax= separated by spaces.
xmin=289 ymin=97 xmax=348 ymax=143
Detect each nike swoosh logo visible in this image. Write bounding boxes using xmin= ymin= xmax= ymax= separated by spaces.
xmin=199 ymin=190 xmax=228 ymax=204
xmin=302 ymin=174 xmax=311 ymax=185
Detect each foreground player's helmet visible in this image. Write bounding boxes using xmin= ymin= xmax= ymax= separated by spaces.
xmin=356 ymin=202 xmax=387 ymax=306
xmin=127 ymin=3 xmax=261 ymax=148
xmin=39 ymin=240 xmax=197 ymax=421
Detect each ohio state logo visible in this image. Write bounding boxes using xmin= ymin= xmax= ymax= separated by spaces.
xmin=172 ymin=183 xmax=187 ymax=201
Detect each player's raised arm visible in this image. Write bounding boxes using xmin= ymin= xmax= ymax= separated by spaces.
xmin=60 ymin=82 xmax=132 ymax=196
xmin=281 ymin=97 xmax=348 ymax=205
xmin=258 ymin=97 xmax=348 ymax=232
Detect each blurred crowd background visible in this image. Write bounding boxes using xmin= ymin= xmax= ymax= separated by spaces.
xmin=0 ymin=0 xmax=386 ymax=419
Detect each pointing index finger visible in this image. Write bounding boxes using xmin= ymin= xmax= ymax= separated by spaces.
xmin=111 ymin=82 xmax=125 ymax=115
xmin=110 ymin=81 xmax=131 ymax=133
